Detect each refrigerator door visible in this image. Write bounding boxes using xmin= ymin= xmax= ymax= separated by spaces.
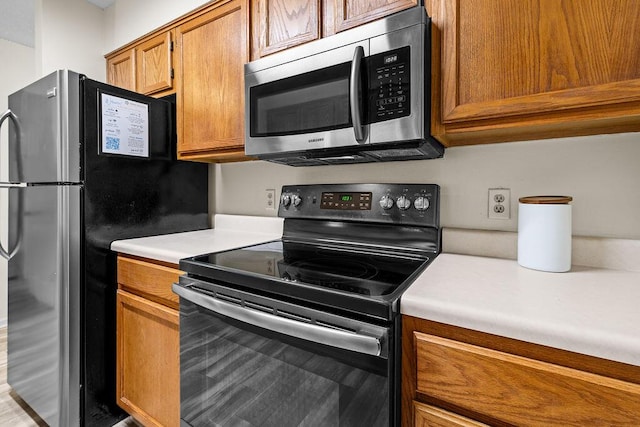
xmin=6 ymin=184 xmax=81 ymax=427
xmin=6 ymin=70 xmax=81 ymax=184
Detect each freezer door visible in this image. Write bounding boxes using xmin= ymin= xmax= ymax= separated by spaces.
xmin=6 ymin=184 xmax=81 ymax=427
xmin=7 ymin=70 xmax=81 ymax=184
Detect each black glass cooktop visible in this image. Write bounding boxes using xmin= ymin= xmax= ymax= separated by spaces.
xmin=185 ymin=240 xmax=429 ymax=297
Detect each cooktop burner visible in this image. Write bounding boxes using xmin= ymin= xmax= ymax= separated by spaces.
xmin=180 ymin=184 xmax=440 ymax=320
xmin=187 ymin=240 xmax=428 ymax=297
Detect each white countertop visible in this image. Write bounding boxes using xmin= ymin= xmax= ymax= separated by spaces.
xmin=110 ymin=214 xmax=283 ymax=264
xmin=401 ymin=253 xmax=640 ymax=367
xmin=112 ymin=218 xmax=640 ymax=367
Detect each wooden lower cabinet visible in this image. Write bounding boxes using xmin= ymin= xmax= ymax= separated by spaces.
xmin=414 ymin=402 xmax=487 ymax=427
xmin=116 ymin=255 xmax=182 ymax=427
xmin=402 ymin=316 xmax=640 ymax=427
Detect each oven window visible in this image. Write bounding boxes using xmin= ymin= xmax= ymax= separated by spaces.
xmin=250 ymin=62 xmax=352 ymax=137
xmin=180 ymin=300 xmax=391 ymax=427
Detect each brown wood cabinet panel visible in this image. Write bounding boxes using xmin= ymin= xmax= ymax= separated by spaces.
xmin=414 ymin=402 xmax=487 ymax=427
xmin=107 ymin=48 xmax=136 ymax=91
xmin=136 ymin=31 xmax=174 ymax=95
xmin=117 ymin=255 xmax=181 ymax=309
xmin=426 ymin=0 xmax=640 ymax=146
xmin=333 ymin=0 xmax=417 ymax=33
xmin=251 ymin=0 xmax=320 ymax=59
xmin=415 ymin=332 xmax=640 ymax=427
xmin=176 ymin=0 xmax=250 ymax=161
xmin=116 ymin=289 xmax=179 ymax=427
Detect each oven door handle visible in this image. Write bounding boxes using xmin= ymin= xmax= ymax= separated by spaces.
xmin=173 ymin=284 xmax=382 ymax=357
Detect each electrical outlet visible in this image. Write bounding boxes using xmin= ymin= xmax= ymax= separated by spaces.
xmin=265 ymin=188 xmax=276 ymax=210
xmin=488 ymin=188 xmax=510 ymax=219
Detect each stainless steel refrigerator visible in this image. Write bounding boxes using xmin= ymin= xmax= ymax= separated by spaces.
xmin=0 ymin=70 xmax=208 ymax=426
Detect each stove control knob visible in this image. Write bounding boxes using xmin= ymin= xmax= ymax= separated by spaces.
xmin=291 ymin=194 xmax=302 ymax=207
xmin=396 ymin=195 xmax=411 ymax=210
xmin=379 ymin=195 xmax=394 ymax=210
xmin=414 ymin=196 xmax=430 ymax=211
xmin=281 ymin=193 xmax=292 ymax=207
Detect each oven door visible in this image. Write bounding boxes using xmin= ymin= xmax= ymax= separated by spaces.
xmin=173 ymin=279 xmax=394 ymax=427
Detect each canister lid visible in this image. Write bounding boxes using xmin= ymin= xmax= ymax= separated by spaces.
xmin=519 ymin=196 xmax=573 ymax=204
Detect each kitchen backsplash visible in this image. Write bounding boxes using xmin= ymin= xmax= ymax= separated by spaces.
xmin=213 ymin=131 xmax=640 ymax=240
xmin=442 ymin=228 xmax=640 ymax=273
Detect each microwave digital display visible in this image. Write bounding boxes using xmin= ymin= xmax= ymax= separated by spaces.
xmin=368 ymin=46 xmax=411 ymax=124
xmin=384 ymin=54 xmax=399 ymax=64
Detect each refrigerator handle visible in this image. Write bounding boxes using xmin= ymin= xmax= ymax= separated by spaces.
xmin=0 ymin=110 xmax=24 ymax=260
xmin=1 ymin=109 xmax=23 ymax=182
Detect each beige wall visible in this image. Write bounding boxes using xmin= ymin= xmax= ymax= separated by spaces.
xmin=0 ymin=39 xmax=37 ymax=327
xmin=35 ymin=0 xmax=106 ymax=81
xmin=214 ymin=131 xmax=640 ymax=240
xmin=103 ymin=0 xmax=209 ymax=53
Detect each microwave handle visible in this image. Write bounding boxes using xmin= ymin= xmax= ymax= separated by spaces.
xmin=349 ymin=46 xmax=366 ymax=143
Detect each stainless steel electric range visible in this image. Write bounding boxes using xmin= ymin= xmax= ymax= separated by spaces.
xmin=173 ymin=183 xmax=440 ymax=427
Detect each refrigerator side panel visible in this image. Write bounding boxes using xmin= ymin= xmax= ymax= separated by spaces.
xmin=8 ymin=70 xmax=81 ymax=184
xmin=79 ymin=79 xmax=208 ymax=426
xmin=7 ymin=185 xmax=81 ymax=427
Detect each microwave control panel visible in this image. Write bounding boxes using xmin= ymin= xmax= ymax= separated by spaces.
xmin=368 ymin=46 xmax=411 ymax=123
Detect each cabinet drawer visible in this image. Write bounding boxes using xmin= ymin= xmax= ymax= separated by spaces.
xmin=414 ymin=402 xmax=487 ymax=427
xmin=117 ymin=255 xmax=182 ymax=309
xmin=415 ymin=332 xmax=640 ymax=426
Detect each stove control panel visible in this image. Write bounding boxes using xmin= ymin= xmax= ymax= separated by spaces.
xmin=279 ymin=183 xmax=439 ymax=227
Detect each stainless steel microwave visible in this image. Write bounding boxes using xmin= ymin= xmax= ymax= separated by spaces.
xmin=244 ymin=7 xmax=444 ymax=166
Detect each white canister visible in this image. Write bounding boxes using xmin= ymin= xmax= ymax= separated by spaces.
xmin=517 ymin=196 xmax=573 ymax=272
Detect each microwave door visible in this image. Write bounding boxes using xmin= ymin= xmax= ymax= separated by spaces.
xmin=245 ymin=41 xmax=370 ymax=157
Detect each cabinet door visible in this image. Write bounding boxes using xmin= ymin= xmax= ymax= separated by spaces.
xmin=107 ymin=48 xmax=136 ymax=91
xmin=251 ymin=0 xmax=320 ymax=59
xmin=136 ymin=31 xmax=174 ymax=95
xmin=176 ymin=0 xmax=250 ymax=161
xmin=116 ymin=289 xmax=179 ymax=427
xmin=427 ymin=0 xmax=640 ymax=146
xmin=332 ymin=0 xmax=417 ymax=34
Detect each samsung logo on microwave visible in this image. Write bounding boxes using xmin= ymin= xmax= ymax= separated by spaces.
xmin=308 ymin=138 xmax=324 ymax=143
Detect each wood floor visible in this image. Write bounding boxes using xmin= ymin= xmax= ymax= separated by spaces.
xmin=0 ymin=327 xmax=141 ymax=427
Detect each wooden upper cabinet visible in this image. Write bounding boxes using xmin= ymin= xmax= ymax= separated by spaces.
xmin=251 ymin=0 xmax=320 ymax=59
xmin=427 ymin=0 xmax=640 ymax=146
xmin=135 ymin=31 xmax=174 ymax=95
xmin=251 ymin=0 xmax=416 ymax=60
xmin=106 ymin=48 xmax=136 ymax=92
xmin=333 ymin=0 xmax=417 ymax=33
xmin=106 ymin=31 xmax=174 ymax=96
xmin=176 ymin=0 xmax=250 ymax=161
